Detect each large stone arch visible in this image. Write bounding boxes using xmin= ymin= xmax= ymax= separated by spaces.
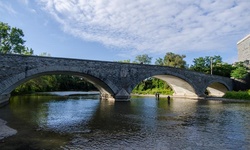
xmin=205 ymin=80 xmax=230 ymax=97
xmin=0 ymin=66 xmax=119 ymax=100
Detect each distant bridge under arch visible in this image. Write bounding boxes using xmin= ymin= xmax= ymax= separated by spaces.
xmin=0 ymin=54 xmax=233 ymax=105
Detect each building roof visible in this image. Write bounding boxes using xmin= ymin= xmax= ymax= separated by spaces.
xmin=237 ymin=34 xmax=250 ymax=45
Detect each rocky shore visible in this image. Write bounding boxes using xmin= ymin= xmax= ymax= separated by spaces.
xmin=0 ymin=118 xmax=17 ymax=140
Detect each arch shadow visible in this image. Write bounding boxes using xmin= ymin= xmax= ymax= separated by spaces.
xmin=130 ymin=73 xmax=199 ymax=98
xmin=206 ymin=82 xmax=229 ymax=97
xmin=153 ymin=75 xmax=198 ymax=97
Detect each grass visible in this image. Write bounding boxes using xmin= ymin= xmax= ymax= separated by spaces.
xmin=223 ymin=90 xmax=250 ymax=100
xmin=132 ymin=88 xmax=174 ymax=95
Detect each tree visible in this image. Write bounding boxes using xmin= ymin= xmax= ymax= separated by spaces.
xmin=163 ymin=52 xmax=186 ymax=68
xmin=231 ymin=67 xmax=248 ymax=79
xmin=116 ymin=59 xmax=131 ymax=63
xmin=190 ymin=57 xmax=209 ymax=73
xmin=190 ymin=55 xmax=224 ymax=74
xmin=213 ymin=63 xmax=234 ymax=77
xmin=133 ymin=54 xmax=152 ymax=64
xmin=230 ymin=62 xmax=249 ymax=79
xmin=189 ymin=55 xmax=238 ymax=77
xmin=0 ymin=22 xmax=33 ymax=54
xmin=155 ymin=58 xmax=164 ymax=65
xmin=154 ymin=52 xmax=187 ymax=68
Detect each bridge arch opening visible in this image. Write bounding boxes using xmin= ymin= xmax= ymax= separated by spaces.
xmin=153 ymin=75 xmax=198 ymax=97
xmin=3 ymin=71 xmax=116 ymax=101
xmin=206 ymin=82 xmax=229 ymax=97
xmin=132 ymin=74 xmax=199 ymax=98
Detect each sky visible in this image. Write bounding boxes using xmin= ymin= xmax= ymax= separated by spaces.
xmin=1 ymin=0 xmax=250 ymax=65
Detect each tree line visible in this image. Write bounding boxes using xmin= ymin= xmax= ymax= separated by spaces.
xmin=12 ymin=75 xmax=97 ymax=95
xmin=1 ymin=21 xmax=249 ymax=95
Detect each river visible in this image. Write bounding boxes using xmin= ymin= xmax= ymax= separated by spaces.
xmin=0 ymin=92 xmax=250 ymax=150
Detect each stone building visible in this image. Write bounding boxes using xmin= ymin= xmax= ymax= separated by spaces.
xmin=237 ymin=34 xmax=250 ymax=65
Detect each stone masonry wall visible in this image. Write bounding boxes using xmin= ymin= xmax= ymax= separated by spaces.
xmin=0 ymin=54 xmax=234 ymax=104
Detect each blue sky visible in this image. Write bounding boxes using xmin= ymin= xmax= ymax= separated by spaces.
xmin=1 ymin=0 xmax=250 ymax=65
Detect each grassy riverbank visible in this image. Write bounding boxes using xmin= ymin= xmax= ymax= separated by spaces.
xmin=223 ymin=90 xmax=250 ymax=100
xmin=132 ymin=88 xmax=174 ymax=95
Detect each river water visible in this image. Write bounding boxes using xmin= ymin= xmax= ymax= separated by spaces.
xmin=0 ymin=92 xmax=250 ymax=150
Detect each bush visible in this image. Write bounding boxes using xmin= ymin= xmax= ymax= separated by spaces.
xmin=223 ymin=90 xmax=250 ymax=100
xmin=132 ymin=88 xmax=173 ymax=95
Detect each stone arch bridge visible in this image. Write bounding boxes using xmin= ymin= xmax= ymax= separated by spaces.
xmin=0 ymin=54 xmax=233 ymax=105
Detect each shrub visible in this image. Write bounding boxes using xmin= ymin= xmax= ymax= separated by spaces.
xmin=132 ymin=88 xmax=173 ymax=95
xmin=223 ymin=90 xmax=250 ymax=100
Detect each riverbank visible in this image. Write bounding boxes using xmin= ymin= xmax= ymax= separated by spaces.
xmin=0 ymin=118 xmax=17 ymax=140
xmin=131 ymin=94 xmax=250 ymax=102
xmin=132 ymin=94 xmax=203 ymax=99
xmin=205 ymin=97 xmax=250 ymax=103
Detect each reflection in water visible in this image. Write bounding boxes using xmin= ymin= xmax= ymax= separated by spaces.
xmin=0 ymin=93 xmax=250 ymax=149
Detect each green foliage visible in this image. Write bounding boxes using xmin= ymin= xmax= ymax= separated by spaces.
xmin=12 ymin=75 xmax=97 ymax=95
xmin=230 ymin=61 xmax=249 ymax=79
xmin=133 ymin=54 xmax=152 ymax=64
xmin=116 ymin=59 xmax=131 ymax=63
xmin=163 ymin=52 xmax=187 ymax=68
xmin=154 ymin=52 xmax=187 ymax=68
xmin=13 ymin=75 xmax=58 ymax=94
xmin=223 ymin=90 xmax=250 ymax=100
xmin=231 ymin=67 xmax=248 ymax=79
xmin=0 ymin=21 xmax=33 ymax=55
xmin=132 ymin=78 xmax=173 ymax=95
xmin=190 ymin=56 xmax=210 ymax=73
xmin=189 ymin=56 xmax=222 ymax=74
xmin=189 ymin=55 xmax=235 ymax=77
xmin=132 ymin=88 xmax=174 ymax=95
xmin=213 ymin=63 xmax=234 ymax=77
xmin=155 ymin=58 xmax=164 ymax=65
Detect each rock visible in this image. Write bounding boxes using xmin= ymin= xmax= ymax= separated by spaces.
xmin=0 ymin=118 xmax=17 ymax=140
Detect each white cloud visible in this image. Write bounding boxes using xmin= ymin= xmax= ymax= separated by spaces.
xmin=0 ymin=1 xmax=17 ymax=15
xmin=37 ymin=0 xmax=250 ymax=55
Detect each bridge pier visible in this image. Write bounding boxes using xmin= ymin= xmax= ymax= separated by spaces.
xmin=100 ymin=88 xmax=131 ymax=101
xmin=0 ymin=94 xmax=10 ymax=107
xmin=114 ymin=88 xmax=131 ymax=101
xmin=114 ymin=95 xmax=131 ymax=101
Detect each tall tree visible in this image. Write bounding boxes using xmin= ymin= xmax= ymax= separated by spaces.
xmin=213 ymin=63 xmax=234 ymax=77
xmin=154 ymin=52 xmax=187 ymax=67
xmin=190 ymin=57 xmax=210 ymax=73
xmin=163 ymin=52 xmax=186 ymax=68
xmin=0 ymin=22 xmax=33 ymax=54
xmin=133 ymin=54 xmax=152 ymax=64
xmin=155 ymin=58 xmax=164 ymax=65
xmin=190 ymin=55 xmax=235 ymax=77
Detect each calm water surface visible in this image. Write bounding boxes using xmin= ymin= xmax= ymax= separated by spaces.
xmin=0 ymin=92 xmax=250 ymax=150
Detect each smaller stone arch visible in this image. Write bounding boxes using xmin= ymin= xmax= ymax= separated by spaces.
xmin=206 ymin=82 xmax=229 ymax=97
xmin=153 ymin=75 xmax=198 ymax=97
xmin=130 ymin=72 xmax=200 ymax=98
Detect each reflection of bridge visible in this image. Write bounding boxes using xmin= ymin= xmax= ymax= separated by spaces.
xmin=0 ymin=54 xmax=233 ymax=105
